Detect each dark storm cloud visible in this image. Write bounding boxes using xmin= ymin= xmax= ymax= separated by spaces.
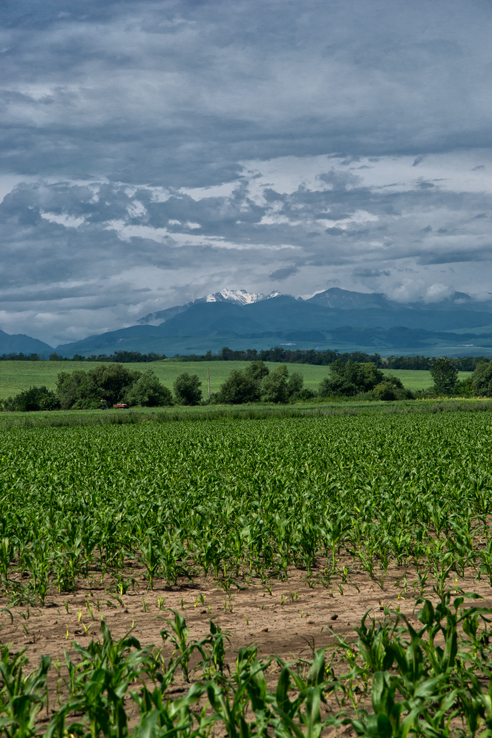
xmin=269 ymin=266 xmax=299 ymax=281
xmin=352 ymin=268 xmax=391 ymax=279
xmin=2 ymin=0 xmax=492 ymax=185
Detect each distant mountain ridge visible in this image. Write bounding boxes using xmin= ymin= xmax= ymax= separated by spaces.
xmin=54 ymin=287 xmax=492 ymax=358
xmin=3 ymin=287 xmax=492 ymax=359
xmin=139 ymin=287 xmax=491 ymax=326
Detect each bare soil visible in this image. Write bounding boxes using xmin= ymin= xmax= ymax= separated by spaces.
xmin=2 ymin=562 xmax=492 ymax=668
xmin=1 ymin=563 xmax=492 ymax=734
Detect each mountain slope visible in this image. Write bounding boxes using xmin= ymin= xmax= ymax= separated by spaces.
xmin=0 ymin=330 xmax=53 ymax=355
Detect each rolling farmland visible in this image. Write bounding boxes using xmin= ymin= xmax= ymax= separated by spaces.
xmin=0 ymin=358 xmax=472 ymax=399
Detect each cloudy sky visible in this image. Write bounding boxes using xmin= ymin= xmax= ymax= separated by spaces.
xmin=1 ymin=0 xmax=492 ymax=345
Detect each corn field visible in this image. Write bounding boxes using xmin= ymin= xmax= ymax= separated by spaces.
xmin=2 ymin=412 xmax=492 ymax=735
xmin=1 ymin=413 xmax=492 ymax=600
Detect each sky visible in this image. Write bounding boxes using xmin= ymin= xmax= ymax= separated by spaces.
xmin=1 ymin=0 xmax=492 ymax=346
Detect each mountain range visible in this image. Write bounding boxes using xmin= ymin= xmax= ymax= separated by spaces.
xmin=3 ymin=288 xmax=492 ymax=358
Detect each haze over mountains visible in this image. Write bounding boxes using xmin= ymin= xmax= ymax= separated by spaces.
xmin=3 ymin=288 xmax=492 ymax=359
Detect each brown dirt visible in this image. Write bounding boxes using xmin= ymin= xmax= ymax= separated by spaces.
xmin=1 ymin=563 xmax=492 ymax=734
xmin=2 ymin=562 xmax=492 ymax=668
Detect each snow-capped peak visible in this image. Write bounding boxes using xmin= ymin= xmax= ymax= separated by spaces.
xmin=205 ymin=289 xmax=269 ymax=305
xmin=138 ymin=289 xmax=285 ymax=324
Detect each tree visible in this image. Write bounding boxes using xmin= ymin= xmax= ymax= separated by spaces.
xmin=56 ymin=364 xmax=142 ymax=409
xmin=244 ymin=361 xmax=270 ymax=384
xmin=217 ymin=370 xmax=258 ymax=404
xmin=319 ymin=360 xmax=384 ymax=397
xmin=124 ymin=370 xmax=173 ymax=407
xmin=56 ymin=370 xmax=96 ymax=409
xmin=174 ymin=372 xmax=202 ymax=405
xmin=260 ymin=365 xmax=289 ymax=403
xmin=287 ymin=371 xmax=304 ymax=400
xmin=472 ymin=362 xmax=492 ymax=397
xmin=89 ymin=364 xmax=142 ymax=405
xmin=430 ymin=358 xmax=458 ymax=394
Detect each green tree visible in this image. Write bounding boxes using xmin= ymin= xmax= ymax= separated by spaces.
xmin=173 ymin=372 xmax=202 ymax=405
xmin=217 ymin=370 xmax=258 ymax=404
xmin=472 ymin=361 xmax=492 ymax=397
xmin=56 ymin=370 xmax=96 ymax=409
xmin=89 ymin=364 xmax=142 ymax=405
xmin=124 ymin=370 xmax=173 ymax=407
xmin=319 ymin=361 xmax=385 ymax=397
xmin=430 ymin=358 xmax=458 ymax=394
xmin=286 ymin=371 xmax=304 ymax=400
xmin=260 ymin=365 xmax=289 ymax=403
xmin=244 ymin=361 xmax=270 ymax=384
xmin=56 ymin=364 xmax=142 ymax=409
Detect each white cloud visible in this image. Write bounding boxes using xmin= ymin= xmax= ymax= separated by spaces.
xmin=126 ymin=200 xmax=147 ymax=218
xmin=424 ymin=283 xmax=455 ymax=303
xmin=40 ymin=211 xmax=85 ymax=228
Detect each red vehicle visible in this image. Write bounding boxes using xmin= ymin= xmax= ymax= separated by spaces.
xmin=112 ymin=403 xmax=129 ymax=409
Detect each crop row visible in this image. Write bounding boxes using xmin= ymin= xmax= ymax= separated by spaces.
xmin=2 ymin=592 xmax=492 ymax=736
xmin=1 ymin=413 xmax=492 ymax=601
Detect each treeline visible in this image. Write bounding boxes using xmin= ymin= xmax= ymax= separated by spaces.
xmin=178 ymin=346 xmax=385 ymax=365
xmin=0 ymin=352 xmax=45 ymax=361
xmin=185 ymin=347 xmax=492 ymax=371
xmin=1 ymin=347 xmax=492 ymax=370
xmin=0 ymin=350 xmax=166 ymax=362
xmin=384 ymin=354 xmax=490 ymax=371
xmin=2 ymin=360 xmax=410 ymax=412
xmin=48 ymin=350 xmax=167 ymax=363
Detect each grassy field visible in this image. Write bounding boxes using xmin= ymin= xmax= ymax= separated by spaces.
xmin=0 ymin=359 xmax=472 ymax=399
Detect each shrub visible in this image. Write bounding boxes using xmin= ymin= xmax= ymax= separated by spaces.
xmin=372 ymin=381 xmax=398 ymax=401
xmin=2 ymin=386 xmax=60 ymax=411
xmin=297 ymin=388 xmax=316 ymax=401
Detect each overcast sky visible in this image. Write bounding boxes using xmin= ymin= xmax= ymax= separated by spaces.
xmin=1 ymin=0 xmax=492 ymax=345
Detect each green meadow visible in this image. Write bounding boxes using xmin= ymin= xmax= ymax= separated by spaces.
xmin=0 ymin=359 xmax=472 ymax=400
